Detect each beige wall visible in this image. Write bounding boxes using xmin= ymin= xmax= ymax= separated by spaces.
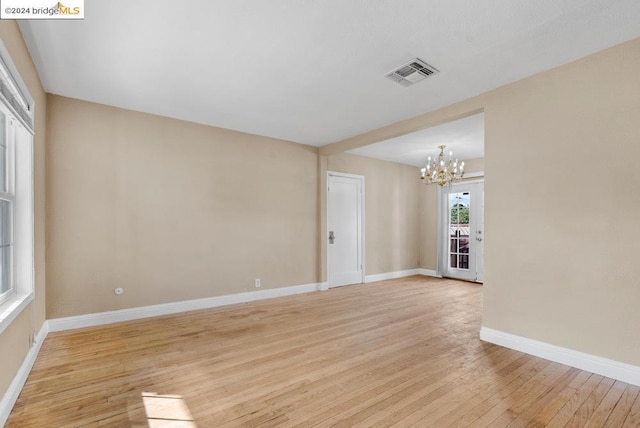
xmin=323 ymin=37 xmax=640 ymax=366
xmin=419 ymin=158 xmax=484 ymax=271
xmin=327 ymin=153 xmax=420 ymax=276
xmin=46 ymin=95 xmax=318 ymax=318
xmin=0 ymin=22 xmax=47 ymax=399
xmin=483 ymin=38 xmax=640 ymax=365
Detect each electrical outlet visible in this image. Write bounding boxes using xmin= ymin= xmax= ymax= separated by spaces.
xmin=255 ymin=278 xmax=261 ymax=288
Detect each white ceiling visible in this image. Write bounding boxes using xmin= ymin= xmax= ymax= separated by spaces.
xmin=18 ymin=0 xmax=640 ymax=147
xmin=348 ymin=113 xmax=484 ymax=167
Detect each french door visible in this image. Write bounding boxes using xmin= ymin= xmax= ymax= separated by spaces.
xmin=442 ymin=181 xmax=484 ymax=282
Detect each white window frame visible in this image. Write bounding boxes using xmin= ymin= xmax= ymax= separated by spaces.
xmin=0 ymin=107 xmax=16 ymax=305
xmin=0 ymin=40 xmax=35 ymax=335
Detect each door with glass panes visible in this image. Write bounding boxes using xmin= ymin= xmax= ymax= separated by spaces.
xmin=444 ymin=181 xmax=483 ymax=282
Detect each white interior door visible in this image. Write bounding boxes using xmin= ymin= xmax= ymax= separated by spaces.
xmin=327 ymin=172 xmax=364 ymax=288
xmin=442 ymin=181 xmax=484 ymax=282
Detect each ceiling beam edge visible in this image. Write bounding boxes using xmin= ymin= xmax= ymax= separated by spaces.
xmin=320 ymin=96 xmax=486 ymax=156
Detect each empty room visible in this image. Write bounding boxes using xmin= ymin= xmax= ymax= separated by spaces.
xmin=1 ymin=1 xmax=640 ymax=426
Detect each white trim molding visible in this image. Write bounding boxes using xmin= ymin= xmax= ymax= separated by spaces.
xmin=480 ymin=327 xmax=640 ymax=387
xmin=363 ymin=269 xmax=442 ymax=283
xmin=0 ymin=293 xmax=33 ymax=335
xmin=364 ymin=269 xmax=420 ymax=283
xmin=0 ymin=320 xmax=48 ymax=427
xmin=463 ymin=171 xmax=484 ymax=179
xmin=48 ymin=282 xmax=323 ymax=332
xmin=419 ymin=269 xmax=441 ymax=278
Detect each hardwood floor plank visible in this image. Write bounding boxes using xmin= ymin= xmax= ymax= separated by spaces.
xmin=523 ymin=370 xmax=592 ymax=427
xmin=443 ymin=356 xmax=546 ymax=427
xmin=565 ymin=376 xmax=616 ymax=427
xmin=479 ymin=380 xmax=551 ymax=427
xmin=584 ymin=380 xmax=628 ymax=427
xmin=546 ymin=373 xmax=605 ymax=428
xmin=467 ymin=363 xmax=563 ymax=427
xmin=622 ymin=388 xmax=640 ymax=427
xmin=605 ymin=385 xmax=639 ymax=427
xmin=312 ymin=347 xmax=515 ymax=428
xmin=6 ymin=276 xmax=639 ymax=427
xmin=504 ymin=366 xmax=581 ymax=427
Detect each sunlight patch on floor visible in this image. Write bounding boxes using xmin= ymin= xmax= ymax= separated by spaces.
xmin=142 ymin=392 xmax=197 ymax=427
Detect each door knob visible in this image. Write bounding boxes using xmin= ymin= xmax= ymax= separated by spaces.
xmin=329 ymin=231 xmax=335 ymax=244
xmin=477 ymin=237 xmax=482 ymax=241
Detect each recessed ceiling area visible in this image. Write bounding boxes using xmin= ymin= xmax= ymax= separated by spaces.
xmin=18 ymin=0 xmax=640 ymax=146
xmin=348 ymin=113 xmax=484 ymax=168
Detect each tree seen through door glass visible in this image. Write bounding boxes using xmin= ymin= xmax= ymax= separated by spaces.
xmin=449 ymin=192 xmax=470 ymax=270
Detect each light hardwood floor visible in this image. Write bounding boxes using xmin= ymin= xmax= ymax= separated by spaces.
xmin=7 ymin=276 xmax=640 ymax=427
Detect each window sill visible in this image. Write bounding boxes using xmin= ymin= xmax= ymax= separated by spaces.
xmin=0 ymin=292 xmax=33 ymax=335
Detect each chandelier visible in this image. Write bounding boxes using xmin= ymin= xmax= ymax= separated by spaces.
xmin=420 ymin=145 xmax=465 ymax=186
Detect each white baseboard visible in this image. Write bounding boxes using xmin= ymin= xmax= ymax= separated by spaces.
xmin=419 ymin=269 xmax=441 ymax=278
xmin=0 ymin=320 xmax=49 ymax=427
xmin=362 ymin=269 xmax=441 ymax=283
xmin=364 ymin=269 xmax=420 ymax=283
xmin=318 ymin=282 xmax=329 ymax=291
xmin=48 ymin=282 xmax=322 ymax=332
xmin=480 ymin=327 xmax=640 ymax=387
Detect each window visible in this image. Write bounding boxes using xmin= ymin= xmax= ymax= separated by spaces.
xmin=0 ymin=40 xmax=35 ymax=334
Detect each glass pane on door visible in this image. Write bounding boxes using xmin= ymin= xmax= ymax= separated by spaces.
xmin=449 ymin=192 xmax=470 ymax=271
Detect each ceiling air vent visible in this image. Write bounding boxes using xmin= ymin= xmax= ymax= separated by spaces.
xmin=385 ymin=58 xmax=439 ymax=87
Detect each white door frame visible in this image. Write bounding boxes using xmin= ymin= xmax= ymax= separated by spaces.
xmin=326 ymin=171 xmax=365 ymax=288
xmin=437 ymin=174 xmax=484 ymax=282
